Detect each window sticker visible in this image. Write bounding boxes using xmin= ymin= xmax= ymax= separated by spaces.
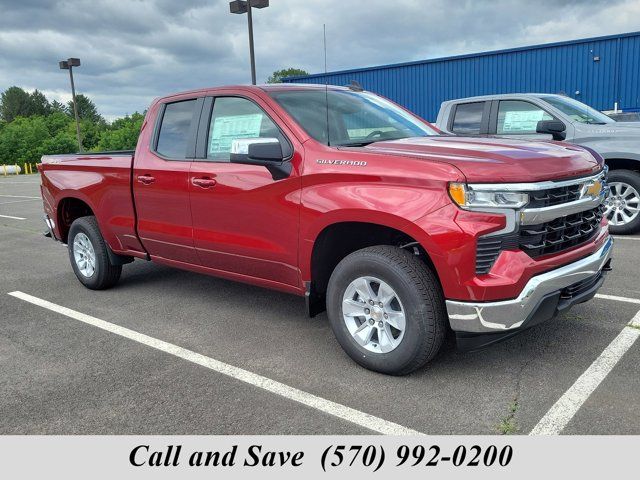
xmin=209 ymin=113 xmax=263 ymax=154
xmin=501 ymin=110 xmax=545 ymax=132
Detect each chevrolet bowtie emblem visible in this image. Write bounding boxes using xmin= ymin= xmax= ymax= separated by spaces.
xmin=584 ymin=179 xmax=602 ymax=198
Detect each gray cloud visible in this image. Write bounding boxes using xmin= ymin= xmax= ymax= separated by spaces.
xmin=0 ymin=0 xmax=638 ymax=119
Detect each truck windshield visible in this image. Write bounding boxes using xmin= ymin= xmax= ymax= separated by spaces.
xmin=540 ymin=95 xmax=614 ymax=125
xmin=270 ymin=89 xmax=438 ymax=146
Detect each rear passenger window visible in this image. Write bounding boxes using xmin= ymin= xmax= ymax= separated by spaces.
xmin=156 ymin=99 xmax=197 ymax=159
xmin=451 ymin=102 xmax=484 ymax=134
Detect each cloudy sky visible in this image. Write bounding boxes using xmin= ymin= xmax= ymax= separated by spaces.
xmin=1 ymin=0 xmax=639 ymax=120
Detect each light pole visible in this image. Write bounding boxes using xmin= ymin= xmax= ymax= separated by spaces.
xmin=229 ymin=0 xmax=269 ymax=85
xmin=59 ymin=57 xmax=83 ymax=152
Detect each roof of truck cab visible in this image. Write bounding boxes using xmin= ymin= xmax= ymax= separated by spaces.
xmin=157 ymin=83 xmax=350 ymax=101
xmin=441 ymin=93 xmax=563 ymax=104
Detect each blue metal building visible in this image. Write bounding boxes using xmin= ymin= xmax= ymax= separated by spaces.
xmin=284 ymin=31 xmax=640 ymax=121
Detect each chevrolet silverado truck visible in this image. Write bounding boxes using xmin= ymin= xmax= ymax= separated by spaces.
xmin=436 ymin=93 xmax=640 ymax=234
xmin=39 ymin=84 xmax=613 ymax=375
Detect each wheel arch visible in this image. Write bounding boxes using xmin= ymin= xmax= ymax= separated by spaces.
xmin=305 ymin=217 xmax=441 ymax=317
xmin=56 ymin=195 xmax=96 ymax=243
xmin=604 ymin=157 xmax=640 ymax=172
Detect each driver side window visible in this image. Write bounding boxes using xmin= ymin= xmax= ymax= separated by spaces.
xmin=497 ymin=100 xmax=553 ymax=134
xmin=207 ymin=97 xmax=286 ymax=161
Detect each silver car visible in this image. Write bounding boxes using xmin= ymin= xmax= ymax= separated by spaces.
xmin=436 ymin=93 xmax=640 ymax=234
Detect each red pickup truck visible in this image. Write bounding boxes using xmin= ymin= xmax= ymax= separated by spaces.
xmin=39 ymin=84 xmax=613 ymax=375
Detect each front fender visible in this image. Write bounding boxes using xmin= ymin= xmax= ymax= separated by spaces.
xmin=299 ymin=181 xmax=455 ymax=281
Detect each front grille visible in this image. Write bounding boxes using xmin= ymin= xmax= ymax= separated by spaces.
xmin=527 ymin=184 xmax=583 ymax=208
xmin=519 ymin=205 xmax=604 ymax=258
xmin=475 ymin=205 xmax=604 ymax=274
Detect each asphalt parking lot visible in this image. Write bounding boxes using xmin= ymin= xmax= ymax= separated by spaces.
xmin=1 ymin=174 xmax=639 ymax=435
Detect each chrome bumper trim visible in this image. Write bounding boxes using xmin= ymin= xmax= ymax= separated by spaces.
xmin=519 ymin=195 xmax=603 ymax=225
xmin=446 ymin=236 xmax=613 ymax=333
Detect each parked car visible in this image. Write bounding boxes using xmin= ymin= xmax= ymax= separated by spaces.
xmin=436 ymin=93 xmax=640 ymax=234
xmin=39 ymin=84 xmax=612 ymax=375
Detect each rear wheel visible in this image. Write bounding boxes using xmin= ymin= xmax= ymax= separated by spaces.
xmin=604 ymin=169 xmax=640 ymax=234
xmin=68 ymin=216 xmax=122 ymax=289
xmin=326 ymin=246 xmax=447 ymax=375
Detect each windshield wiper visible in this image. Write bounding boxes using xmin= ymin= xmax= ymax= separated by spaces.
xmin=335 ymin=140 xmax=380 ymax=147
xmin=335 ymin=134 xmax=424 ymax=147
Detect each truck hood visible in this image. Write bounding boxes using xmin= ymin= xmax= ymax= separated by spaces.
xmin=363 ymin=136 xmax=602 ymax=183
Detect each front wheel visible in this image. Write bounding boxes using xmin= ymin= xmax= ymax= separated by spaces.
xmin=326 ymin=246 xmax=447 ymax=375
xmin=68 ymin=216 xmax=122 ymax=289
xmin=605 ymin=169 xmax=640 ymax=234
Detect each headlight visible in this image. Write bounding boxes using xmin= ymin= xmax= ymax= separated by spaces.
xmin=448 ymin=182 xmax=529 ymax=209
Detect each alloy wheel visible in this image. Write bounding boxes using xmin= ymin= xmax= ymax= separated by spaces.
xmin=73 ymin=232 xmax=96 ymax=277
xmin=341 ymin=276 xmax=406 ymax=353
xmin=604 ymin=181 xmax=640 ymax=226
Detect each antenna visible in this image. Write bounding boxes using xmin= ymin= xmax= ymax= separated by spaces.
xmin=323 ymin=23 xmax=330 ymax=146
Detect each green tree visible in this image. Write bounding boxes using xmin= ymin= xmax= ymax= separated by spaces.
xmin=266 ymin=68 xmax=309 ymax=83
xmin=0 ymin=115 xmax=50 ymax=164
xmin=44 ymin=111 xmax=72 ymax=136
xmin=0 ymin=111 xmax=78 ymax=165
xmin=68 ymin=94 xmax=104 ymax=124
xmin=0 ymin=86 xmax=32 ymax=122
xmin=29 ymin=89 xmax=51 ymax=116
xmin=38 ymin=129 xmax=77 ymax=157
xmin=79 ymin=119 xmax=106 ymax=150
xmin=96 ymin=112 xmax=144 ymax=151
xmin=50 ymin=100 xmax=67 ymax=114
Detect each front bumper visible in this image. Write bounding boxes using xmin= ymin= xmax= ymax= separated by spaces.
xmin=446 ymin=235 xmax=613 ymax=347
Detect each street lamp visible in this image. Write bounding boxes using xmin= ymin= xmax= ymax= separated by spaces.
xmin=59 ymin=57 xmax=83 ymax=152
xmin=229 ymin=0 xmax=269 ymax=85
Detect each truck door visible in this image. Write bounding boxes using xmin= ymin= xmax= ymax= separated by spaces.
xmin=188 ymin=94 xmax=301 ymax=288
xmin=132 ymin=97 xmax=203 ymax=264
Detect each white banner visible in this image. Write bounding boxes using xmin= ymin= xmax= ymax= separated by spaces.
xmin=0 ymin=435 xmax=636 ymax=478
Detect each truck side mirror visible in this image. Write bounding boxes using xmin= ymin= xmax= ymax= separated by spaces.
xmin=536 ymin=120 xmax=566 ymax=141
xmin=230 ymin=138 xmax=284 ymax=163
xmin=229 ymin=138 xmax=291 ymax=180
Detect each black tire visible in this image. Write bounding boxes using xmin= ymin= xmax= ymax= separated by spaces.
xmin=606 ymin=169 xmax=640 ymax=234
xmin=68 ymin=216 xmax=122 ymax=290
xmin=326 ymin=246 xmax=447 ymax=375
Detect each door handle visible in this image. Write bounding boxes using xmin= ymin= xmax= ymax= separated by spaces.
xmin=137 ymin=174 xmax=156 ymax=185
xmin=192 ymin=177 xmax=217 ymax=188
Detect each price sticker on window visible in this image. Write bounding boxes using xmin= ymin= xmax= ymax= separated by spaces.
xmin=502 ymin=110 xmax=545 ymax=132
xmin=209 ymin=113 xmax=263 ymax=155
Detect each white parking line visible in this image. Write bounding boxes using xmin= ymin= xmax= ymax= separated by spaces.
xmin=595 ymin=294 xmax=640 ymax=305
xmin=0 ymin=214 xmax=26 ymax=220
xmin=530 ymin=310 xmax=640 ymax=435
xmin=7 ymin=291 xmax=422 ymax=436
xmin=0 ymin=181 xmax=40 ymax=184
xmin=612 ymin=235 xmax=640 ymax=241
xmin=0 ymin=198 xmax=40 ymax=206
xmin=0 ymin=195 xmax=40 ymax=199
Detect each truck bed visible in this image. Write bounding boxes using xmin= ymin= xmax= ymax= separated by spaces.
xmin=39 ymin=150 xmax=145 ymax=256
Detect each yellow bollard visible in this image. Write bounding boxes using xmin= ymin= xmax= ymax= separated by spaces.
xmin=14 ymin=164 xmax=19 ymax=176
xmin=2 ymin=164 xmax=6 ymax=176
